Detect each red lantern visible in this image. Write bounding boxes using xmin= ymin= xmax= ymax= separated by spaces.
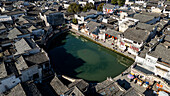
xmin=136 ymin=48 xmax=139 ymax=52
xmin=106 ymin=34 xmax=108 ymax=36
xmin=112 ymin=36 xmax=114 ymax=38
xmin=115 ymin=37 xmax=117 ymax=39
xmin=121 ymin=42 xmax=124 ymax=45
xmin=109 ymin=35 xmax=111 ymax=37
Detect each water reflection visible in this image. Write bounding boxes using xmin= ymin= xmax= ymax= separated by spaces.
xmin=48 ymin=33 xmax=134 ymax=82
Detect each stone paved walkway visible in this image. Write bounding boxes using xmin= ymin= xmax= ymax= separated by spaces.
xmin=69 ymin=29 xmax=135 ymax=60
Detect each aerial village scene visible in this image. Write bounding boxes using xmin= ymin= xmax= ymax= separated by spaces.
xmin=0 ymin=0 xmax=169 ymax=96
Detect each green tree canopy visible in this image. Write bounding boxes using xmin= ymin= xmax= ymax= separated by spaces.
xmin=72 ymin=18 xmax=78 ymax=24
xmin=111 ymin=0 xmax=118 ymax=5
xmin=67 ymin=3 xmax=81 ymax=13
xmin=118 ymin=0 xmax=125 ymax=6
xmin=97 ymin=3 xmax=105 ymax=11
xmin=82 ymin=3 xmax=95 ymax=12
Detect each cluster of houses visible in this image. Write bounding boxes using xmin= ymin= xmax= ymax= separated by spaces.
xmin=0 ymin=0 xmax=67 ymax=95
xmin=49 ymin=75 xmax=145 ymax=96
xmin=0 ymin=0 xmax=169 ymax=96
xmin=0 ymin=1 xmax=131 ymax=96
xmin=69 ymin=0 xmax=170 ymax=94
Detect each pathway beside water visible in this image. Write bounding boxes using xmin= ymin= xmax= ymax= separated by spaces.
xmin=48 ymin=32 xmax=134 ymax=82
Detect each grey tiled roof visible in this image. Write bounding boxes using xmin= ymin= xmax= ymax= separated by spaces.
xmin=50 ymin=76 xmax=69 ymax=95
xmin=136 ymin=22 xmax=155 ymax=32
xmin=104 ymin=29 xmax=120 ymax=37
xmin=7 ymin=28 xmax=22 ymax=39
xmin=95 ymin=79 xmax=115 ymax=92
xmin=122 ymin=87 xmax=144 ymax=96
xmin=1 ymin=10 xmax=25 ymax=16
xmin=164 ymin=1 xmax=170 ymax=6
xmin=95 ymin=79 xmax=124 ymax=96
xmin=0 ymin=23 xmax=6 ymax=30
xmin=165 ymin=28 xmax=170 ymax=34
xmin=43 ymin=10 xmax=57 ymax=15
xmin=18 ymin=16 xmax=29 ymax=23
xmin=28 ymin=25 xmax=36 ymax=32
xmin=68 ymin=79 xmax=89 ymax=92
xmin=148 ymin=43 xmax=170 ymax=64
xmin=123 ymin=28 xmax=150 ymax=43
xmin=65 ymin=86 xmax=85 ymax=96
xmin=103 ymin=4 xmax=115 ymax=9
xmin=86 ymin=21 xmax=101 ymax=33
xmin=141 ymin=12 xmax=161 ymax=18
xmin=22 ymin=81 xmax=42 ymax=96
xmin=133 ymin=14 xmax=155 ymax=23
xmin=164 ymin=35 xmax=170 ymax=42
xmin=14 ymin=38 xmax=32 ymax=55
xmin=0 ymin=62 xmax=7 ymax=79
xmin=79 ymin=9 xmax=97 ymax=17
xmin=15 ymin=56 xmax=28 ymax=75
xmin=25 ymin=52 xmax=49 ymax=65
xmin=4 ymin=83 xmax=26 ymax=96
xmin=133 ymin=65 xmax=154 ymax=75
xmin=138 ymin=48 xmax=149 ymax=58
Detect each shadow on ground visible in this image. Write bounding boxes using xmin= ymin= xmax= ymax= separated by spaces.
xmin=117 ymin=79 xmax=131 ymax=90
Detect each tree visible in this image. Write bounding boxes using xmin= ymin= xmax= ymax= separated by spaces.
xmin=67 ymin=3 xmax=81 ymax=13
xmin=72 ymin=18 xmax=78 ymax=24
xmin=118 ymin=0 xmax=125 ymax=6
xmin=111 ymin=0 xmax=118 ymax=5
xmin=82 ymin=7 xmax=88 ymax=12
xmin=82 ymin=3 xmax=95 ymax=12
xmin=97 ymin=3 xmax=105 ymax=11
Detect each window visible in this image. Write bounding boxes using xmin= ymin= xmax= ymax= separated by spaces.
xmin=134 ymin=41 xmax=137 ymax=44
xmin=12 ymin=81 xmax=15 ymax=83
xmin=45 ymin=63 xmax=49 ymax=68
xmin=33 ymin=73 xmax=39 ymax=79
xmin=158 ymin=58 xmax=162 ymax=61
xmin=72 ymin=93 xmax=75 ymax=96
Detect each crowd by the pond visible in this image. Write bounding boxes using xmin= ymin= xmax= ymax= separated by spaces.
xmin=0 ymin=0 xmax=169 ymax=96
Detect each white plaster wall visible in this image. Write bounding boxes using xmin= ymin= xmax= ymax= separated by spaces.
xmin=102 ymin=18 xmax=108 ymax=23
xmin=119 ymin=23 xmax=129 ymax=32
xmin=135 ymin=56 xmax=145 ymax=64
xmin=20 ymin=65 xmax=42 ymax=82
xmin=128 ymin=48 xmax=138 ymax=55
xmin=88 ymin=0 xmax=94 ymax=5
xmin=135 ymin=1 xmax=145 ymax=4
xmin=151 ymin=8 xmax=162 ymax=13
xmin=71 ymin=23 xmax=79 ymax=31
xmin=0 ymin=75 xmax=21 ymax=93
xmin=32 ymin=29 xmax=44 ymax=36
xmin=64 ymin=4 xmax=70 ymax=9
xmin=144 ymin=54 xmax=158 ymax=68
xmin=155 ymin=63 xmax=170 ymax=80
xmin=78 ymin=1 xmax=87 ymax=6
xmin=98 ymin=33 xmax=105 ymax=40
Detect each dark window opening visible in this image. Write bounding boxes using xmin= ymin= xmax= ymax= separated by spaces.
xmin=33 ymin=73 xmax=39 ymax=80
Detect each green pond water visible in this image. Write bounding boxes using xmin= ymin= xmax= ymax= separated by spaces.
xmin=48 ymin=33 xmax=134 ymax=82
